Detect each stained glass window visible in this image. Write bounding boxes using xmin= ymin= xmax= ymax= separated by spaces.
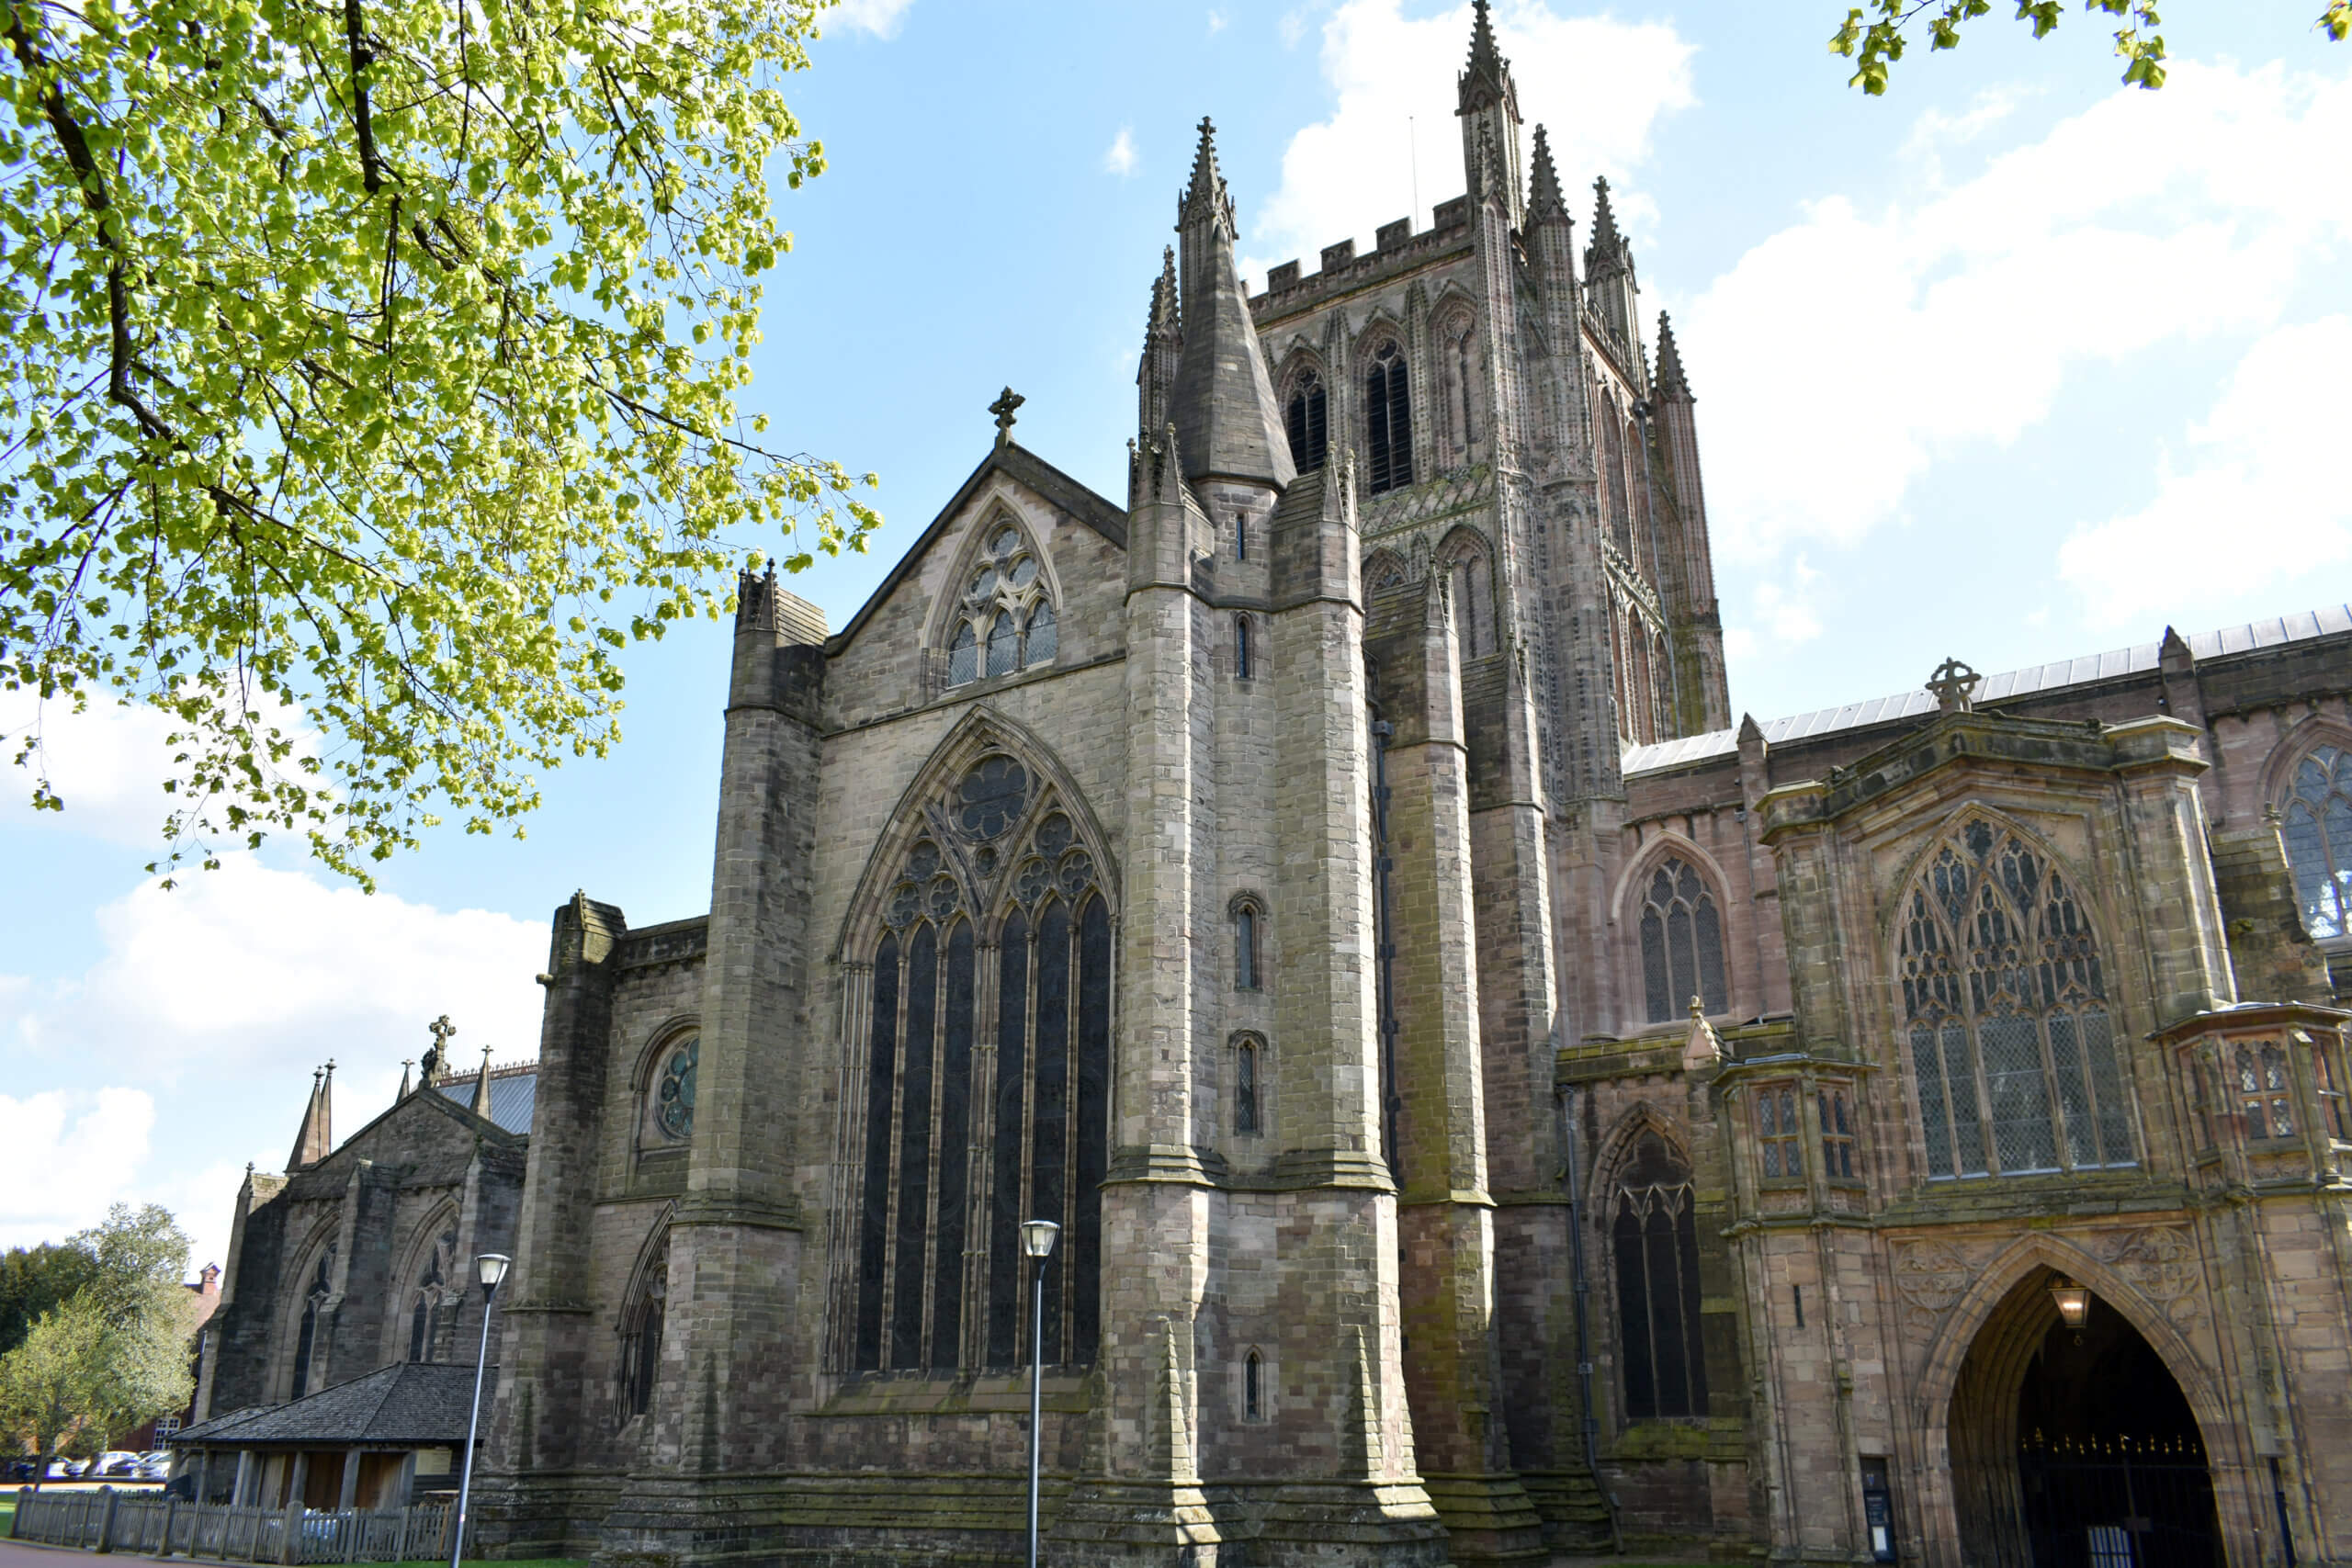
xmin=1639 ymin=858 xmax=1728 ymax=1023
xmin=1024 ymin=603 xmax=1057 ymax=667
xmin=948 ymin=622 xmax=978 ymax=686
xmin=656 ymin=1036 xmax=697 ymax=1140
xmin=987 ymin=611 xmax=1020 ymax=678
xmin=1899 ymin=824 xmax=2133 ymax=1179
xmin=2282 ymin=745 xmax=2352 ymax=940
xmin=623 ymin=1247 xmax=666 ymax=1417
xmin=857 ymin=806 xmax=1109 ymax=1378
xmin=2236 ymin=1043 xmax=2297 ymax=1141
xmin=406 ymin=1228 xmax=455 ymax=1362
xmin=1758 ymin=1087 xmax=1799 ymax=1180
xmin=1611 ymin=1134 xmax=1706 ymax=1420
xmin=1366 ymin=343 xmax=1413 ymax=495
xmin=1285 ymin=369 xmax=1329 ymax=472
xmin=948 ymin=516 xmax=1055 ymax=687
xmin=290 ymin=1244 xmax=335 ymax=1398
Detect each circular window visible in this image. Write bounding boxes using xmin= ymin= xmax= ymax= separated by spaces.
xmin=929 ymin=875 xmax=963 ymax=919
xmin=657 ymin=1037 xmax=698 ymax=1140
xmin=989 ymin=526 xmax=1021 ymax=558
xmin=907 ymin=840 xmax=942 ymax=881
xmin=1008 ymin=555 xmax=1038 ymax=589
xmin=1034 ymin=812 xmax=1073 ymax=861
xmin=888 ymin=882 xmax=921 ymax=929
xmin=956 ymin=755 xmax=1029 ymax=840
xmin=1015 ymin=858 xmax=1051 ymax=907
xmin=1058 ymin=849 xmax=1095 ymax=899
xmin=974 ymin=845 xmax=1001 ymax=878
xmin=970 ymin=565 xmax=998 ymax=600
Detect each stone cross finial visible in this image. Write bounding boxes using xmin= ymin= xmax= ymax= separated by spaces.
xmin=989 ymin=386 xmax=1025 ymax=448
xmin=429 ymin=1014 xmax=456 ymax=1050
xmin=1689 ymin=995 xmax=1705 ymax=1020
xmin=1927 ymin=656 xmax=1982 ymax=714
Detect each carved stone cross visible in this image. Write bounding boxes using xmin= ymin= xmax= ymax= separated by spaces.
xmin=989 ymin=386 xmax=1025 ymax=448
xmin=1926 ymin=656 xmax=1982 ymax=714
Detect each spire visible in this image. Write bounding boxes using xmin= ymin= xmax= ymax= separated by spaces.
xmin=1528 ymin=125 xmax=1568 ymax=220
xmin=1589 ymin=176 xmax=1623 ymax=256
xmin=1655 ymin=311 xmax=1691 ymax=400
xmin=1137 ymin=245 xmax=1182 ymax=436
xmin=288 ymin=1061 xmax=333 ymax=1170
xmin=397 ymin=1058 xmax=413 ymax=1100
xmin=1458 ymin=0 xmax=1509 ymax=112
xmin=1170 ymin=117 xmax=1294 ymax=490
xmin=470 ymin=1044 xmax=495 ymax=1119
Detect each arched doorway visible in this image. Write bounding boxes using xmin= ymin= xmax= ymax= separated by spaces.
xmin=1949 ymin=1266 xmax=2221 ymax=1568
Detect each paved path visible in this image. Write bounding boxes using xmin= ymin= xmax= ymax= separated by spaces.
xmin=0 ymin=1540 xmax=175 ymax=1568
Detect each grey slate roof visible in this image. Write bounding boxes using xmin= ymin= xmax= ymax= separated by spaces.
xmin=171 ymin=1361 xmax=483 ymax=1449
xmin=432 ymin=1067 xmax=537 ymax=1134
xmin=1623 ymin=604 xmax=2352 ymax=778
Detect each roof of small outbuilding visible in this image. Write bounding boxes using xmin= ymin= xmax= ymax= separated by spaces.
xmin=171 ymin=1361 xmax=485 ymax=1450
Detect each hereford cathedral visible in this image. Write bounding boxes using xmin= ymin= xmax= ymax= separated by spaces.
xmin=189 ymin=9 xmax=2352 ymax=1565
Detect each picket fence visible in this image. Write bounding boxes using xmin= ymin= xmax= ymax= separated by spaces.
xmin=10 ymin=1486 xmax=456 ymax=1564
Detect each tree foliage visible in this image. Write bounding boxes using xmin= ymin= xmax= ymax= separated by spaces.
xmin=2 ymin=0 xmax=878 ymax=886
xmin=0 ymin=1243 xmax=99 ymax=1357
xmin=0 ymin=1205 xmax=197 ymax=1481
xmin=1832 ymin=2 xmax=2349 ymax=96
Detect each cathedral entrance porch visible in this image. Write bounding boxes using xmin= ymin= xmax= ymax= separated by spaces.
xmin=1945 ymin=1265 xmax=2223 ymax=1568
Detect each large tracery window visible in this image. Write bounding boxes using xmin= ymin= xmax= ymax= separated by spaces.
xmin=621 ymin=1243 xmax=667 ymax=1419
xmin=1898 ymin=821 xmax=2134 ymax=1179
xmin=946 ymin=522 xmax=1055 ymax=689
xmin=2283 ymin=744 xmax=2352 ymax=941
xmin=1639 ymin=856 xmax=1727 ymax=1023
xmin=1365 ymin=342 xmax=1413 ymax=495
xmin=1285 ymin=369 xmax=1329 ymax=472
xmin=289 ymin=1243 xmax=335 ymax=1398
xmin=1611 ymin=1133 xmax=1706 ymax=1420
xmin=854 ymin=758 xmax=1110 ymax=1376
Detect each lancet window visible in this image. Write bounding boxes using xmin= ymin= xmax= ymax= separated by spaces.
xmin=1235 ymin=615 xmax=1255 ymax=682
xmin=1365 ymin=342 xmax=1413 ymax=495
xmin=289 ymin=1243 xmax=335 ymax=1398
xmin=853 ymin=756 xmax=1111 ymax=1378
xmin=405 ymin=1227 xmax=456 ymax=1362
xmin=1611 ymin=1133 xmax=1706 ymax=1420
xmin=1442 ymin=544 xmax=1494 ymax=661
xmin=1285 ymin=369 xmax=1329 ymax=472
xmin=1234 ymin=1034 xmax=1262 ymax=1135
xmin=945 ymin=522 xmax=1055 ymax=689
xmin=1638 ymin=856 xmax=1727 ymax=1023
xmin=621 ymin=1242 xmax=667 ymax=1419
xmin=1898 ymin=821 xmax=2134 ymax=1179
xmin=2282 ymin=743 xmax=2352 ymax=941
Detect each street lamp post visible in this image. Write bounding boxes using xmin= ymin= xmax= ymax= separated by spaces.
xmin=1019 ymin=1220 xmax=1060 ymax=1568
xmin=450 ymin=1253 xmax=511 ymax=1568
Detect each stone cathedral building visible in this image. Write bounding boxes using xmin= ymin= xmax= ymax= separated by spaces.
xmin=192 ymin=10 xmax=2352 ymax=1566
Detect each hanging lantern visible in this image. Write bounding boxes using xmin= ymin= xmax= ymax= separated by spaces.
xmin=2047 ymin=1274 xmax=2091 ymax=1329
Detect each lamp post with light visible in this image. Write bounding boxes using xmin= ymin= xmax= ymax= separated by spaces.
xmin=1020 ymin=1219 xmax=1060 ymax=1568
xmin=451 ymin=1253 xmax=511 ymax=1568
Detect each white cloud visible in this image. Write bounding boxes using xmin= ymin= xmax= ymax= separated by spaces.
xmin=1103 ymin=128 xmax=1139 ymax=178
xmin=6 ymin=854 xmax=545 ymax=1089
xmin=2 ymin=687 xmax=321 ymax=851
xmin=2057 ymin=316 xmax=2352 ymax=627
xmin=1687 ymin=60 xmax=2352 ymax=567
xmin=0 ymin=854 xmax=548 ymax=1260
xmin=826 ymin=0 xmax=912 ymax=39
xmin=0 ymin=1088 xmax=156 ymax=1250
xmin=1207 ymin=8 xmax=1227 ymax=35
xmin=1241 ymin=0 xmax=1694 ymax=280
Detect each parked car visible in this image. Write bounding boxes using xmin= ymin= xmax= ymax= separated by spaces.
xmin=47 ymin=1459 xmax=86 ymax=1479
xmin=136 ymin=1452 xmax=172 ymax=1481
xmin=6 ymin=1459 xmax=36 ymax=1481
xmin=93 ymin=1451 xmax=142 ymax=1478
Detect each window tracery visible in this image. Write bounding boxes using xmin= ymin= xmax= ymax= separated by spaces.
xmin=405 ymin=1226 xmax=457 ymax=1362
xmin=621 ymin=1241 xmax=667 ymax=1419
xmin=1898 ymin=820 xmax=2134 ymax=1179
xmin=1285 ymin=368 xmax=1329 ymax=472
xmin=290 ymin=1243 xmax=335 ymax=1398
xmin=1610 ymin=1132 xmax=1705 ymax=1420
xmin=1365 ymin=342 xmax=1413 ymax=495
xmin=945 ymin=520 xmax=1055 ymax=689
xmin=854 ymin=766 xmax=1110 ymax=1379
xmin=1638 ymin=856 xmax=1727 ymax=1023
xmin=2282 ymin=743 xmax=2352 ymax=941
xmin=1442 ymin=542 xmax=1494 ymax=661
xmin=654 ymin=1035 xmax=697 ymax=1142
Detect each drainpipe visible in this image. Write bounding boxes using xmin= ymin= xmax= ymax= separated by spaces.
xmin=1556 ymin=1083 xmax=1623 ymax=1552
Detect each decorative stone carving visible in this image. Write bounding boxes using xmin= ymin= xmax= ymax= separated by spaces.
xmin=1891 ymin=1239 xmax=1978 ymax=1340
xmin=2101 ymin=1225 xmax=2207 ymax=1331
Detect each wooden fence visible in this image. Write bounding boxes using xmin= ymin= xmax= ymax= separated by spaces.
xmin=10 ymin=1487 xmax=456 ymax=1563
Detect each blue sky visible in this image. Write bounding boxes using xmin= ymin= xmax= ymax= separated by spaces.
xmin=5 ymin=0 xmax=2347 ymax=1274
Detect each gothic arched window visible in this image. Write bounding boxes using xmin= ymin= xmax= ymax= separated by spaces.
xmin=1285 ymin=369 xmax=1329 ymax=472
xmin=1243 ymin=1348 xmax=1264 ymax=1420
xmin=1235 ymin=903 xmax=1261 ymax=991
xmin=857 ymin=787 xmax=1111 ymax=1378
xmin=2282 ymin=743 xmax=2352 ymax=940
xmin=1651 ymin=634 xmax=1674 ymax=742
xmin=1443 ymin=546 xmax=1493 ymax=661
xmin=1638 ymin=857 xmax=1727 ymax=1022
xmin=290 ymin=1244 xmax=335 ymax=1397
xmin=654 ymin=1035 xmax=697 ymax=1142
xmin=1611 ymin=1133 xmax=1705 ymax=1420
xmin=622 ymin=1243 xmax=667 ymax=1418
xmin=1601 ymin=395 xmax=1629 ymax=555
xmin=1898 ymin=821 xmax=2134 ymax=1179
xmin=1235 ymin=1037 xmax=1261 ymax=1135
xmin=946 ymin=520 xmax=1054 ymax=688
xmin=1235 ymin=615 xmax=1254 ymax=682
xmin=1365 ymin=343 xmax=1413 ymax=495
xmin=406 ymin=1227 xmax=456 ymax=1362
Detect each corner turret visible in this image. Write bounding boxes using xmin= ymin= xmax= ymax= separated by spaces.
xmin=287 ymin=1061 xmax=333 ymax=1170
xmin=1170 ymin=118 xmax=1294 ymax=492
xmin=1138 ymin=245 xmax=1181 ymax=438
xmin=1584 ymin=176 xmax=1643 ymax=364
